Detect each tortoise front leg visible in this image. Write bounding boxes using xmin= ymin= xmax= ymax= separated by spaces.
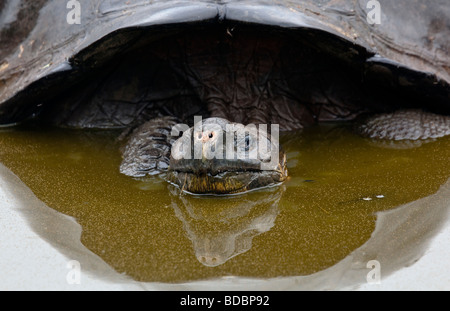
xmin=355 ymin=109 xmax=450 ymax=141
xmin=120 ymin=116 xmax=181 ymax=177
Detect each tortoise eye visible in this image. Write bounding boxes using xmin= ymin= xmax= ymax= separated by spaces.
xmin=209 ymin=132 xmax=214 ymax=138
xmin=244 ymin=134 xmax=250 ymax=151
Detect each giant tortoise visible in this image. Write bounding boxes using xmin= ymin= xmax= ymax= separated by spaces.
xmin=0 ymin=0 xmax=449 ymax=194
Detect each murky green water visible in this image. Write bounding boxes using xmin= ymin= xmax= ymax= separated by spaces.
xmin=0 ymin=123 xmax=449 ymax=282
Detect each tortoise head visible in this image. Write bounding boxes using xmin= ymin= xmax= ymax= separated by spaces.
xmin=167 ymin=117 xmax=287 ymax=194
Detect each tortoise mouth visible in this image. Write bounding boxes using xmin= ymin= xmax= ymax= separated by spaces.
xmin=168 ymin=158 xmax=269 ymax=176
xmin=166 ymin=169 xmax=287 ymax=195
xmin=167 ymin=145 xmax=288 ymax=194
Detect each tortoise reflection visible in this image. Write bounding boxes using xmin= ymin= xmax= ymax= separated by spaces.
xmin=168 ymin=185 xmax=285 ymax=267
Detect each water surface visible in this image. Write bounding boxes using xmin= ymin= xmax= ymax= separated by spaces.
xmin=0 ymin=123 xmax=449 ymax=282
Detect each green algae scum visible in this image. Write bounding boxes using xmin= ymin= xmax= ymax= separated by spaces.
xmin=0 ymin=123 xmax=449 ymax=282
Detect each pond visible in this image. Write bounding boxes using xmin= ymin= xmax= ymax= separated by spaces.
xmin=0 ymin=122 xmax=449 ymax=283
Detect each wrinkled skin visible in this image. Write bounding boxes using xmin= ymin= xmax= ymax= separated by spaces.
xmin=120 ymin=115 xmax=288 ymax=194
xmin=105 ymin=27 xmax=449 ymax=194
xmin=167 ymin=118 xmax=287 ymax=194
xmin=111 ymin=28 xmax=449 ymax=194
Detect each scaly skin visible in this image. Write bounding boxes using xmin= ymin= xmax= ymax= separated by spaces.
xmin=120 ymin=110 xmax=450 ymax=194
xmin=167 ymin=117 xmax=288 ymax=194
xmin=120 ymin=116 xmax=180 ymax=177
xmin=355 ymin=110 xmax=450 ymax=141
